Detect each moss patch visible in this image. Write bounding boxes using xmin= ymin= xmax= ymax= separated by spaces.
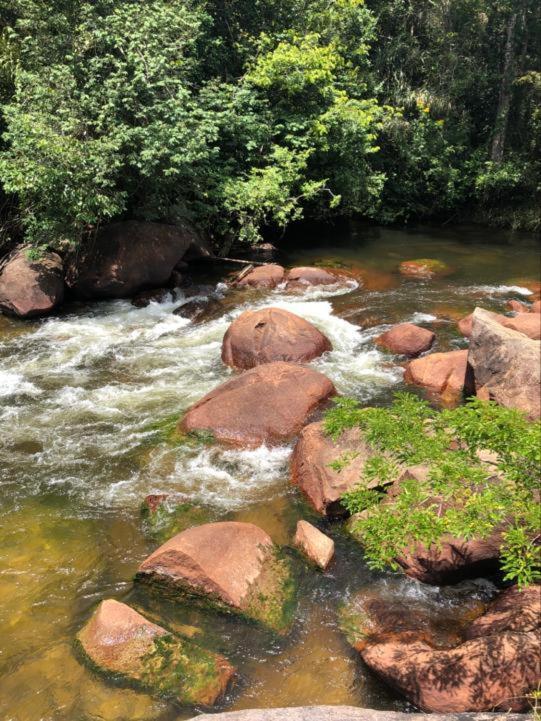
xmin=243 ymin=548 xmax=297 ymax=635
xmin=141 ymin=499 xmax=214 ymax=543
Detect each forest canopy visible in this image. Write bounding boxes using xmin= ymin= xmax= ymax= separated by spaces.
xmin=0 ymin=0 xmax=539 ymax=252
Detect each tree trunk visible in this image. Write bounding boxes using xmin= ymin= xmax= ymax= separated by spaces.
xmin=490 ymin=11 xmax=518 ymax=163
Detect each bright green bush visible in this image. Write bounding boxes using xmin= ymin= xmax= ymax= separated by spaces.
xmin=325 ymin=393 xmax=541 ymax=587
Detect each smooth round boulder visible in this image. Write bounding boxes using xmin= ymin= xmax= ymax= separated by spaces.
xmin=77 ymin=599 xmax=234 ymax=705
xmin=404 ymin=349 xmax=473 ymax=406
xmin=293 ymin=520 xmax=334 ymax=570
xmin=236 ymin=264 xmax=285 ymax=289
xmin=285 ymin=266 xmax=353 ymax=289
xmin=376 ymin=323 xmax=435 ymax=357
xmin=399 ymin=259 xmax=453 ymax=279
xmin=222 ymin=307 xmax=332 ymax=369
xmin=179 ymin=361 xmax=336 ymax=447
xmin=0 ymin=247 xmax=64 ymax=318
xmin=65 ymin=221 xmax=205 ymax=299
xmin=137 ymin=522 xmax=295 ymax=634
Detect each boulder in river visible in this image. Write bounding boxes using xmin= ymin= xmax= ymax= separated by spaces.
xmin=376 ymin=323 xmax=435 ymax=357
xmin=459 ymin=308 xmax=541 ymax=340
xmin=291 ymin=421 xmax=392 ymax=517
xmin=403 ymin=349 xmax=473 ymax=406
xmin=65 ymin=221 xmax=206 ymax=299
xmin=285 ymin=266 xmax=354 ymax=289
xmin=76 ymin=599 xmax=234 ymax=705
xmin=0 ymin=247 xmax=64 ymax=318
xmin=222 ymin=307 xmax=332 ymax=369
xmin=293 ymin=520 xmax=335 ymax=570
xmin=468 ymin=307 xmax=541 ymax=420
xmin=137 ymin=521 xmax=296 ymax=634
xmin=179 ymin=361 xmax=336 ymax=447
xmin=236 ymin=264 xmax=285 ymax=289
xmin=342 ymin=584 xmax=541 ymax=713
xmin=399 ymin=259 xmax=453 ymax=279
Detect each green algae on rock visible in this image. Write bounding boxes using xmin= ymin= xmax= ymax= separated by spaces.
xmin=399 ymin=259 xmax=454 ymax=279
xmin=136 ymin=522 xmax=297 ymax=635
xmin=76 ymin=599 xmax=234 ymax=706
xmin=140 ymin=494 xmax=215 ymax=544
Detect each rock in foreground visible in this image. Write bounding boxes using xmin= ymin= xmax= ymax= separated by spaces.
xmin=179 ymin=361 xmax=336 ymax=447
xmin=343 ymin=584 xmax=540 ymax=713
xmin=376 ymin=323 xmax=435 ymax=357
xmin=294 ymin=520 xmax=334 ymax=570
xmin=291 ymin=422 xmax=389 ymax=516
xmin=222 ymin=307 xmax=331 ymax=369
xmin=66 ymin=221 xmax=204 ymax=299
xmin=0 ymin=247 xmax=64 ymax=318
xmin=77 ymin=599 xmax=234 ymax=705
xmin=468 ymin=307 xmax=541 ymax=419
xmin=137 ymin=522 xmax=296 ymax=634
xmin=404 ymin=349 xmax=473 ymax=406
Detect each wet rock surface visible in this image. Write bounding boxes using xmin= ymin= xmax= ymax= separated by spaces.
xmin=222 ymin=307 xmax=332 ymax=369
xmin=459 ymin=308 xmax=541 ymax=339
xmin=404 ymin=349 xmax=473 ymax=406
xmin=236 ymin=264 xmax=285 ymax=289
xmin=179 ymin=361 xmax=336 ymax=447
xmin=76 ymin=599 xmax=234 ymax=705
xmin=399 ymin=259 xmax=453 ymax=279
xmin=468 ymin=307 xmax=541 ymax=419
xmin=376 ymin=323 xmax=435 ymax=357
xmin=0 ymin=247 xmax=64 ymax=318
xmin=293 ymin=520 xmax=334 ymax=570
xmin=136 ymin=521 xmax=295 ymax=633
xmin=285 ymin=266 xmax=354 ymax=290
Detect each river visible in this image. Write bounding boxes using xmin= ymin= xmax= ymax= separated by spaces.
xmin=0 ymin=222 xmax=538 ymax=720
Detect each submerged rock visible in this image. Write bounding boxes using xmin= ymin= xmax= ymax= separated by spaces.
xmin=173 ymin=296 xmax=223 ymax=322
xmin=179 ymin=361 xmax=336 ymax=447
xmin=376 ymin=323 xmax=435 ymax=357
xmin=468 ymin=308 xmax=541 ymax=419
xmin=342 ymin=584 xmax=541 ymax=713
xmin=76 ymin=599 xmax=234 ymax=705
xmin=290 ymin=421 xmax=390 ymax=517
xmin=399 ymin=259 xmax=453 ymax=279
xmin=65 ymin=221 xmax=204 ymax=299
xmin=293 ymin=520 xmax=334 ymax=570
xmin=131 ymin=288 xmax=175 ymax=308
xmin=136 ymin=522 xmax=296 ymax=634
xmin=0 ymin=247 xmax=64 ymax=318
xmin=222 ymin=307 xmax=332 ymax=369
xmin=404 ymin=349 xmax=473 ymax=406
xmin=235 ymin=264 xmax=285 ymax=289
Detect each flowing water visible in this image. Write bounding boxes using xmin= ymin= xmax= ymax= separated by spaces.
xmin=0 ymin=223 xmax=538 ymax=721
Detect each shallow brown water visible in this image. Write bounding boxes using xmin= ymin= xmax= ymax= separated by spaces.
xmin=0 ymin=223 xmax=539 ymax=721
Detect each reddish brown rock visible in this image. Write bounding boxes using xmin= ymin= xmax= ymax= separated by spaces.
xmin=376 ymin=323 xmax=435 ymax=357
xmin=466 ymin=585 xmax=541 ymax=639
xmin=294 ymin=520 xmax=335 ymax=570
xmin=468 ymin=308 xmax=541 ymax=420
xmin=399 ymin=259 xmax=453 ymax=279
xmin=137 ymin=522 xmax=295 ymax=633
xmin=532 ymin=300 xmax=541 ymax=313
xmin=77 ymin=599 xmax=234 ymax=705
xmin=66 ymin=221 xmax=204 ymax=299
xmin=506 ymin=299 xmax=530 ymax=313
xmin=291 ymin=422 xmax=389 ymax=517
xmin=236 ymin=264 xmax=285 ymax=289
xmin=222 ymin=307 xmax=331 ymax=369
xmin=0 ymin=247 xmax=64 ymax=318
xmin=403 ymin=349 xmax=473 ymax=406
xmin=459 ymin=309 xmax=541 ymax=340
xmin=285 ymin=266 xmax=352 ymax=289
xmin=179 ymin=361 xmax=336 ymax=447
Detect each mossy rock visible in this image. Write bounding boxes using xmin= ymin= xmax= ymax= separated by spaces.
xmin=399 ymin=259 xmax=454 ymax=279
xmin=76 ymin=599 xmax=234 ymax=706
xmin=141 ymin=495 xmax=215 ymax=543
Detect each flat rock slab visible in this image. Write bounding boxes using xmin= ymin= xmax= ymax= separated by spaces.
xmin=76 ymin=599 xmax=234 ymax=705
xmin=190 ymin=707 xmax=528 ymax=721
xmin=222 ymin=307 xmax=331 ymax=369
xmin=0 ymin=247 xmax=64 ymax=318
xmin=376 ymin=322 xmax=435 ymax=357
xmin=294 ymin=520 xmax=334 ymax=570
xmin=468 ymin=307 xmax=541 ymax=419
xmin=291 ymin=421 xmax=386 ymax=516
xmin=179 ymin=361 xmax=336 ymax=447
xmin=137 ymin=521 xmax=295 ymax=634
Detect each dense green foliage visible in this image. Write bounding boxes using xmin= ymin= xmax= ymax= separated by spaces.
xmin=324 ymin=393 xmax=540 ymax=587
xmin=0 ymin=0 xmax=539 ymax=250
